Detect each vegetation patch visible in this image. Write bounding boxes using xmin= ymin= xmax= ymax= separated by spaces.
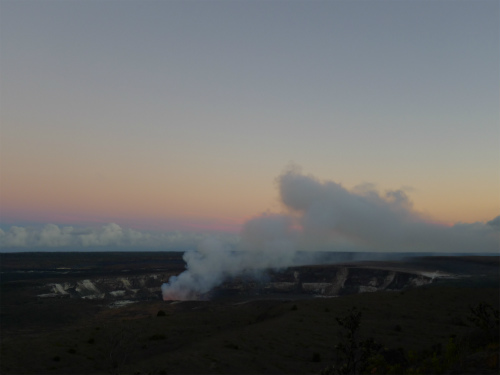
xmin=148 ymin=334 xmax=166 ymax=341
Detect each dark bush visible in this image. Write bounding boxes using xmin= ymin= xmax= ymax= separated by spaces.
xmin=149 ymin=334 xmax=166 ymax=341
xmin=322 ymin=307 xmax=382 ymax=374
xmin=468 ymin=302 xmax=499 ymax=339
xmin=381 ymin=347 xmax=407 ymax=366
xmin=312 ymin=352 xmax=322 ymax=362
xmin=157 ymin=310 xmax=167 ymax=317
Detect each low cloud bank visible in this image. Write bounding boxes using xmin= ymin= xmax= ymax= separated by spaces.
xmin=161 ymin=169 xmax=500 ymax=300
xmin=0 ymin=223 xmax=238 ymax=251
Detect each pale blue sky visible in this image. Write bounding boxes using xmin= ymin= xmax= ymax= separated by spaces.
xmin=1 ymin=0 xmax=499 ymax=233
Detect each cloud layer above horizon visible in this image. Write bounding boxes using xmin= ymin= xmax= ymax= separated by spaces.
xmin=0 ymin=223 xmax=238 ymax=251
xmin=2 ymin=170 xmax=498 ymax=254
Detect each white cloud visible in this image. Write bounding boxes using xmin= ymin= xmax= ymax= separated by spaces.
xmin=0 ymin=223 xmax=239 ymax=250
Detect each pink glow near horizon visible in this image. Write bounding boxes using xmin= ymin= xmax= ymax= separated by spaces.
xmin=0 ymin=208 xmax=245 ymax=233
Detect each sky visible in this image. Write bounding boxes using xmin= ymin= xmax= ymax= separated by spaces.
xmin=1 ymin=0 xmax=499 ymax=251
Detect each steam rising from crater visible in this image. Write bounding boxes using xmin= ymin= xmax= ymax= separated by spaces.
xmin=161 ymin=168 xmax=500 ymax=301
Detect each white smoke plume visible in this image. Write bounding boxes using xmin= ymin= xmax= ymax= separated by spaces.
xmin=279 ymin=170 xmax=499 ymax=253
xmin=161 ymin=168 xmax=500 ymax=300
xmin=162 ymin=214 xmax=303 ymax=300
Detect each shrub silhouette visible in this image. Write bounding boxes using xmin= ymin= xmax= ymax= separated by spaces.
xmin=149 ymin=334 xmax=166 ymax=341
xmin=312 ymin=352 xmax=322 ymax=362
xmin=102 ymin=322 xmax=139 ymax=374
xmin=467 ymin=302 xmax=499 ymax=339
xmin=320 ymin=307 xmax=381 ymax=375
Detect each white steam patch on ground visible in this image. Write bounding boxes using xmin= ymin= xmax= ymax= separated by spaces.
xmin=161 ymin=168 xmax=500 ymax=301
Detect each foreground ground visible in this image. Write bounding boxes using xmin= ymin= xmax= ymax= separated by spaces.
xmin=0 ymin=253 xmax=498 ymax=374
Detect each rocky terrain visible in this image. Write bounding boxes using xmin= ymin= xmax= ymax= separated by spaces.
xmin=2 ymin=252 xmax=491 ymax=309
xmin=208 ymin=264 xmax=449 ymax=300
xmin=29 ymin=262 xmax=458 ymax=305
xmin=36 ymin=273 xmax=170 ymax=301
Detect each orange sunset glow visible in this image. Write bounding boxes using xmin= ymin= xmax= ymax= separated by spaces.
xmin=1 ymin=1 xmax=498 ymax=252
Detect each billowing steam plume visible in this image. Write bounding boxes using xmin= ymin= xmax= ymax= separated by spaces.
xmin=161 ymin=168 xmax=500 ymax=300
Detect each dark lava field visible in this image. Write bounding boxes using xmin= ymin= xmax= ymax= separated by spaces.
xmin=0 ymin=252 xmax=498 ymax=374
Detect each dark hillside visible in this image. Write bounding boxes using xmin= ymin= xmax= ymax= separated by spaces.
xmin=1 ymin=253 xmax=498 ymax=374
